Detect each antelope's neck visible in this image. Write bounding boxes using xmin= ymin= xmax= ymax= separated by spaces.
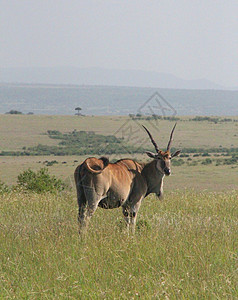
xmin=142 ymin=160 xmax=164 ymax=196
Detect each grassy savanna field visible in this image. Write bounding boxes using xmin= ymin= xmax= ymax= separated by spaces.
xmin=0 ymin=114 xmax=237 ymax=189
xmin=0 ymin=114 xmax=237 ymax=151
xmin=1 ymin=191 xmax=237 ymax=299
xmin=0 ymin=114 xmax=238 ymax=298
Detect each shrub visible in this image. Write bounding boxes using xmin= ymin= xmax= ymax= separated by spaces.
xmin=190 ymin=116 xmax=219 ymax=123
xmin=201 ymin=158 xmax=212 ymax=165
xmin=45 ymin=160 xmax=58 ymax=166
xmin=0 ymin=181 xmax=10 ymax=194
xmin=180 ymin=154 xmax=189 ymax=158
xmin=172 ymin=159 xmax=185 ymax=166
xmin=223 ymin=157 xmax=238 ymax=165
xmin=5 ymin=110 xmax=23 ymax=115
xmin=16 ymin=168 xmax=66 ymax=193
xmin=202 ymin=152 xmax=210 ymax=157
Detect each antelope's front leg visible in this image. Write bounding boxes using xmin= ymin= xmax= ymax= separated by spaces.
xmin=129 ymin=200 xmax=142 ymax=234
xmin=129 ymin=211 xmax=138 ymax=235
xmin=122 ymin=200 xmax=142 ymax=235
xmin=122 ymin=206 xmax=130 ymax=233
xmin=158 ymin=180 xmax=164 ymax=200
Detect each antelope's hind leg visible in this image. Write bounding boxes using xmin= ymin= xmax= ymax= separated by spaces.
xmin=75 ymin=166 xmax=87 ymax=235
xmin=81 ymin=185 xmax=103 ymax=232
xmin=77 ymin=189 xmax=102 ymax=235
xmin=75 ymin=166 xmax=102 ymax=235
xmin=76 ymin=185 xmax=88 ymax=235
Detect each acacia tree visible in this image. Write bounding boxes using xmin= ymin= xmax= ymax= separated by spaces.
xmin=6 ymin=110 xmax=23 ymax=115
xmin=75 ymin=107 xmax=82 ymax=116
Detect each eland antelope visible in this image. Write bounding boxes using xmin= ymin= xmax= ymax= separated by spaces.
xmin=74 ymin=123 xmax=180 ymax=234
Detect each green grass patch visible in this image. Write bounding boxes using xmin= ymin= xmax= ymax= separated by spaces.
xmin=0 ymin=190 xmax=237 ymax=298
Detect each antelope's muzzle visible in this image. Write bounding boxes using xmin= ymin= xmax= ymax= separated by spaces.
xmin=164 ymin=167 xmax=171 ymax=176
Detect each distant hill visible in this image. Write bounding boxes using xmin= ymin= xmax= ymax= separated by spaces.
xmin=0 ymin=83 xmax=237 ymax=116
xmin=0 ymin=67 xmax=234 ymax=90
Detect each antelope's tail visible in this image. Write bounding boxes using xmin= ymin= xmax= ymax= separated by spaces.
xmin=83 ymin=157 xmax=109 ymax=174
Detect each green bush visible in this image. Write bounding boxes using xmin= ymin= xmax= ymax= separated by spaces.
xmin=201 ymin=158 xmax=212 ymax=165
xmin=172 ymin=158 xmax=185 ymax=166
xmin=0 ymin=181 xmax=10 ymax=194
xmin=45 ymin=160 xmax=58 ymax=166
xmin=223 ymin=156 xmax=238 ymax=165
xmin=202 ymin=152 xmax=210 ymax=157
xmin=5 ymin=110 xmax=23 ymax=115
xmin=24 ymin=130 xmax=146 ymax=156
xmin=16 ymin=168 xmax=66 ymax=193
xmin=190 ymin=116 xmax=234 ymax=123
xmin=180 ymin=154 xmax=189 ymax=157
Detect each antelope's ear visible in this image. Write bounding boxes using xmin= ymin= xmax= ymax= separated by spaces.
xmin=171 ymin=150 xmax=181 ymax=158
xmin=145 ymin=151 xmax=156 ymax=158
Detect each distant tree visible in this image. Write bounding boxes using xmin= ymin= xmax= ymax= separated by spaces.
xmin=6 ymin=110 xmax=23 ymax=115
xmin=75 ymin=107 xmax=82 ymax=116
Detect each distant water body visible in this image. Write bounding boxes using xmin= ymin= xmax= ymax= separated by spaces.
xmin=0 ymin=83 xmax=237 ymax=116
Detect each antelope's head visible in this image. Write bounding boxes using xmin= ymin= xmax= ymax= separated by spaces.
xmin=143 ymin=123 xmax=181 ymax=176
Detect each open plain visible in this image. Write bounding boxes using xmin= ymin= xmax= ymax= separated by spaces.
xmin=0 ymin=115 xmax=237 ymax=299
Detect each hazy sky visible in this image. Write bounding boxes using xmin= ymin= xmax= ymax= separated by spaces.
xmin=1 ymin=0 xmax=238 ymax=87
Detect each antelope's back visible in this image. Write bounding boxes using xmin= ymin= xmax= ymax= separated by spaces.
xmin=74 ymin=157 xmax=144 ymax=195
xmin=107 ymin=159 xmax=146 ymax=195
